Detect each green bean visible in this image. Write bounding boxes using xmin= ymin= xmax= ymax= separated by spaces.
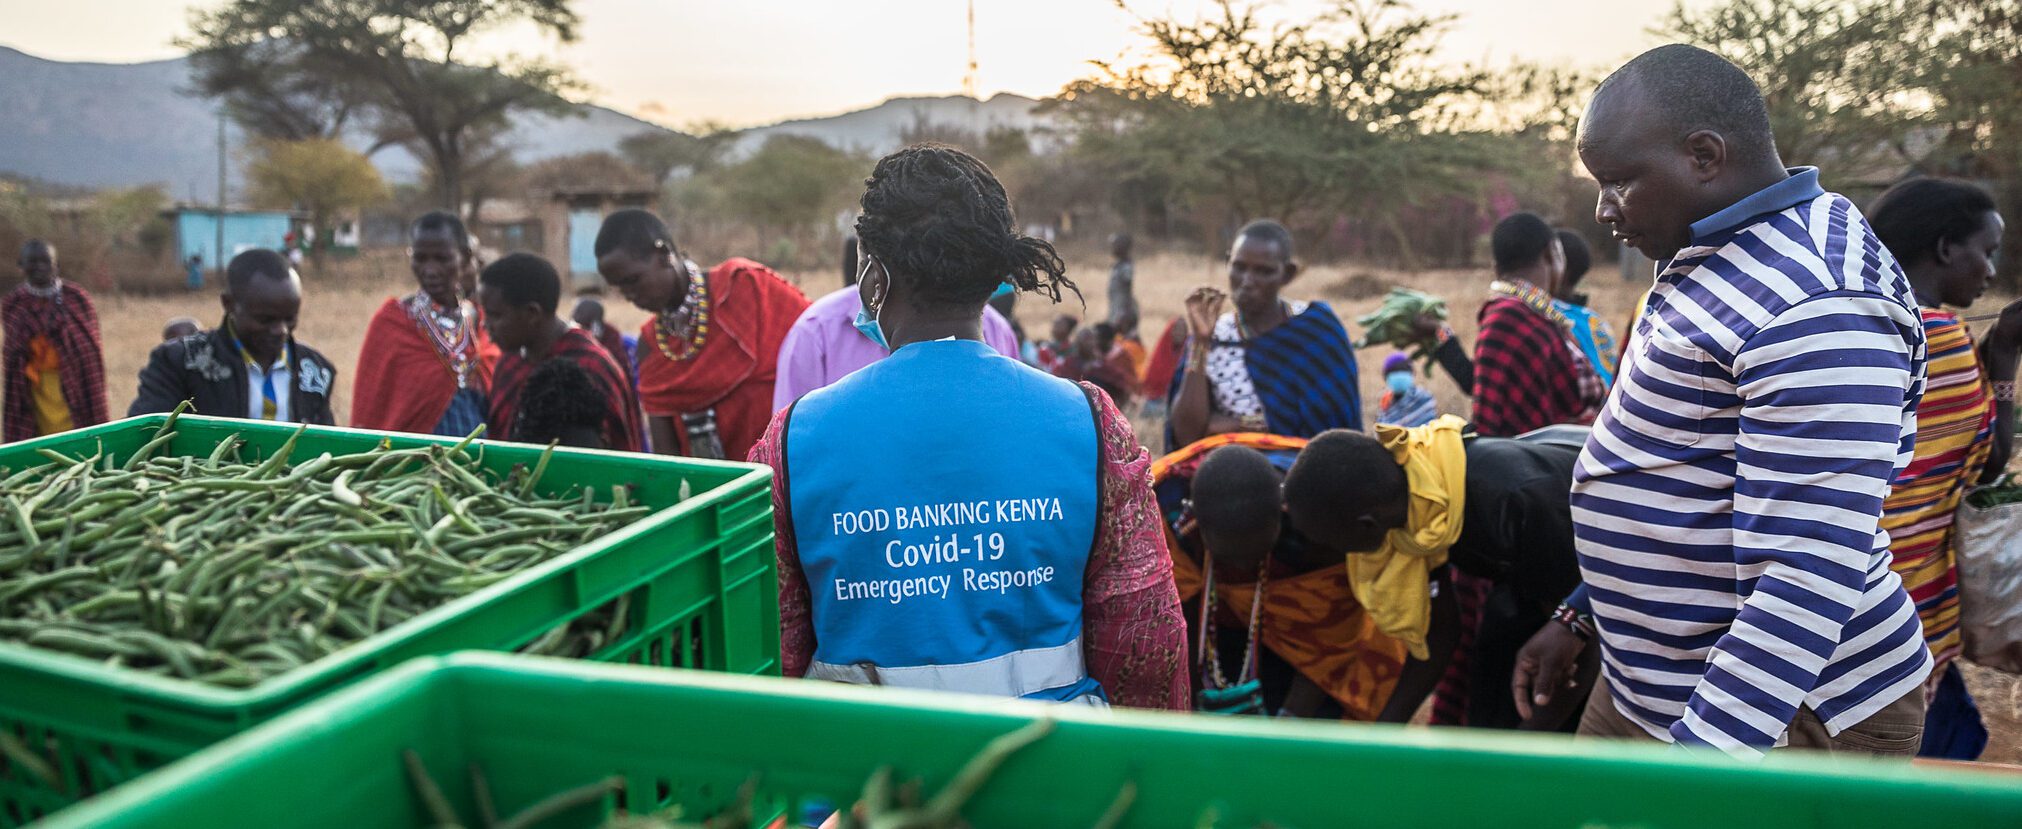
xmin=2 ymin=425 xmax=648 ymax=689
xmin=27 ymin=627 xmax=149 ymax=660
xmin=520 ymin=441 xmax=558 ymax=499
xmin=331 ymin=469 xmax=363 ymax=507
xmin=123 ymin=429 xmax=179 ymax=471
xmin=0 ymin=732 xmax=63 ymax=794
xmin=204 ymin=434 xmax=242 ymax=467
xmin=495 ymin=776 xmax=621 ymax=829
xmin=248 ymin=424 xmax=306 ymax=479
xmin=922 ymin=719 xmax=1055 ymax=825
xmin=402 ymin=749 xmax=464 ymax=829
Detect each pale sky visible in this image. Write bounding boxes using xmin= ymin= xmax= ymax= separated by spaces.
xmin=0 ymin=0 xmax=1684 ymax=128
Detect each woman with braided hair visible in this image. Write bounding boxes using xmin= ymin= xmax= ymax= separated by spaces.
xmin=748 ymin=144 xmax=1188 ymax=709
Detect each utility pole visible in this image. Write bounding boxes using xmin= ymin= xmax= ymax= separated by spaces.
xmin=964 ymin=0 xmax=980 ymax=132
xmin=963 ymin=0 xmax=979 ymax=100
xmin=215 ymin=109 xmax=227 ymax=281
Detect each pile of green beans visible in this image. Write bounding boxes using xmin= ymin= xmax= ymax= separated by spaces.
xmin=0 ymin=404 xmax=652 ymax=688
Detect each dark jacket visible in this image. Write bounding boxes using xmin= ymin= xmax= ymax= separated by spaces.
xmin=128 ymin=327 xmax=337 ymax=425
xmin=1448 ymin=436 xmax=1582 ymax=615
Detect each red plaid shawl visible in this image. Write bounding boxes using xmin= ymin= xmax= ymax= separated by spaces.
xmin=1470 ymin=285 xmax=1600 ymax=438
xmin=2 ymin=283 xmax=107 ymax=442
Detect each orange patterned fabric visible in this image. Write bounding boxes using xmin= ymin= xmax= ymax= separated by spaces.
xmin=1158 ymin=433 xmax=1408 ymax=721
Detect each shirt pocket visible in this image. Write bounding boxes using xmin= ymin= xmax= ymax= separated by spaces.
xmin=1610 ymin=331 xmax=1708 ymax=448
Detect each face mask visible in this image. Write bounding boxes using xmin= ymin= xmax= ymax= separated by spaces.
xmin=855 ymin=258 xmax=892 ymax=350
xmin=1386 ymin=371 xmax=1416 ymax=397
xmin=852 ymin=304 xmax=888 ymax=351
xmin=991 ymin=281 xmax=1016 ymax=298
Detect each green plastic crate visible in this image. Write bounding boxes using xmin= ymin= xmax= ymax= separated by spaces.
xmin=36 ymin=652 xmax=2022 ymax=829
xmin=35 ymin=655 xmax=2022 ymax=829
xmin=0 ymin=415 xmax=780 ymax=825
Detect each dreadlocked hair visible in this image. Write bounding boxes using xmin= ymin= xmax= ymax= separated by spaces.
xmin=854 ymin=143 xmax=1076 ymax=307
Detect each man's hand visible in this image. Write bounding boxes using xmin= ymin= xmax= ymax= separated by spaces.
xmin=1512 ymin=620 xmax=1588 ymax=720
xmin=1408 ymin=310 xmax=1446 ymax=345
xmin=1184 ymin=287 xmax=1227 ymax=340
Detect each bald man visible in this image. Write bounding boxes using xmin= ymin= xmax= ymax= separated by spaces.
xmin=1513 ymin=45 xmax=1930 ymax=759
xmin=130 ymin=249 xmax=338 ymax=424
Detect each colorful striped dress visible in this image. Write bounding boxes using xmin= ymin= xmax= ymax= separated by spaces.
xmin=1880 ymin=309 xmax=1996 ymax=671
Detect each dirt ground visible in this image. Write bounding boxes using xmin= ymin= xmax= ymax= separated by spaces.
xmin=81 ymin=243 xmax=2022 ymax=763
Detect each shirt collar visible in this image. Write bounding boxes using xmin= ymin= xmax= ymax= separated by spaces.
xmin=1688 ymin=167 xmax=1824 ymax=242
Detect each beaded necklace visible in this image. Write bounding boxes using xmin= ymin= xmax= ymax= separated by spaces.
xmin=1197 ymin=549 xmax=1270 ymax=692
xmin=405 ymin=292 xmax=478 ymax=389
xmin=651 ymin=266 xmax=712 ymax=362
xmin=22 ymin=279 xmax=62 ymax=301
xmin=1489 ymin=279 xmax=1576 ymax=333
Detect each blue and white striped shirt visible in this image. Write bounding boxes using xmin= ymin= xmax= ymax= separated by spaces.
xmin=1568 ymin=168 xmax=1933 ymax=757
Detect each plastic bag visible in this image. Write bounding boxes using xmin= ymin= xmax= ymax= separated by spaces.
xmin=1955 ymin=475 xmax=2022 ymax=674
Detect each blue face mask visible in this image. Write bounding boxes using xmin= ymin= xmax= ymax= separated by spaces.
xmin=1386 ymin=370 xmax=1416 ymax=397
xmin=854 ymin=302 xmax=889 ymax=351
xmin=991 ymin=281 xmax=1016 ymax=298
xmin=854 ymin=257 xmax=891 ymax=350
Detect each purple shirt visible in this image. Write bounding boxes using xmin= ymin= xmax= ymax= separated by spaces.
xmin=771 ymin=287 xmax=1023 ymax=411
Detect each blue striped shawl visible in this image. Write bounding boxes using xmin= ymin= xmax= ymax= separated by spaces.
xmin=1166 ymin=301 xmax=1362 ymax=448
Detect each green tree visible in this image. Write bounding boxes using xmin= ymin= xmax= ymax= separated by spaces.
xmin=1051 ymin=0 xmax=1483 ymax=259
xmin=1916 ymin=0 xmax=2022 ymax=287
xmin=183 ymin=37 xmax=360 ymax=141
xmin=246 ymin=138 xmax=388 ymax=267
xmin=522 ymin=152 xmax=650 ymax=193
xmin=184 ymin=0 xmax=584 ymax=216
xmin=620 ymin=124 xmax=738 ymax=188
xmin=1663 ymin=0 xmax=1925 ymax=174
xmin=713 ymin=135 xmax=866 ymax=258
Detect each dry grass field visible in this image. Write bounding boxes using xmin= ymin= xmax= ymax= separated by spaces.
xmin=70 ymin=243 xmax=2022 ymax=763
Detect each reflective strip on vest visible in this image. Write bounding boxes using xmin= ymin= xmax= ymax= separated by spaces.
xmin=806 ymin=636 xmax=1107 ymax=706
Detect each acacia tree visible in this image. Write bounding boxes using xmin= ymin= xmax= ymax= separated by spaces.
xmin=246 ymin=138 xmax=387 ymax=267
xmin=184 ymin=0 xmax=583 ymax=214
xmin=712 ymin=135 xmax=867 ymax=261
xmin=619 ymin=125 xmax=736 ymax=187
xmin=182 ymin=37 xmax=360 ymax=141
xmin=1050 ymin=1 xmax=1484 ymax=258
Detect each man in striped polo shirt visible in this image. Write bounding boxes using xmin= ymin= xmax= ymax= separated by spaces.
xmin=1513 ymin=45 xmax=1932 ymax=758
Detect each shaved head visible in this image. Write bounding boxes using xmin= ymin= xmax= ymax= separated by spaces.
xmin=1588 ymin=45 xmax=1777 ymax=168
xmin=1577 ymin=44 xmax=1789 ymax=261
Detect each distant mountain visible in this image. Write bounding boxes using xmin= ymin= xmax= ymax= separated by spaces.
xmin=0 ymin=45 xmax=1060 ymax=198
xmin=0 ymin=45 xmax=680 ymax=199
xmin=731 ymin=93 xmax=1054 ymax=158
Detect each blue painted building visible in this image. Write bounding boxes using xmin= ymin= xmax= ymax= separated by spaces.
xmin=169 ymin=209 xmax=297 ymax=275
xmin=542 ymin=188 xmax=656 ymax=290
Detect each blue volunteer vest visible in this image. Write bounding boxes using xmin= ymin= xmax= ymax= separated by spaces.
xmin=785 ymin=339 xmax=1104 ymax=703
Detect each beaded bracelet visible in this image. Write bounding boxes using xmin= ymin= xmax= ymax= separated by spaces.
xmin=1995 ymin=380 xmax=2017 ymax=402
xmin=1552 ymin=602 xmax=1596 ymax=640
